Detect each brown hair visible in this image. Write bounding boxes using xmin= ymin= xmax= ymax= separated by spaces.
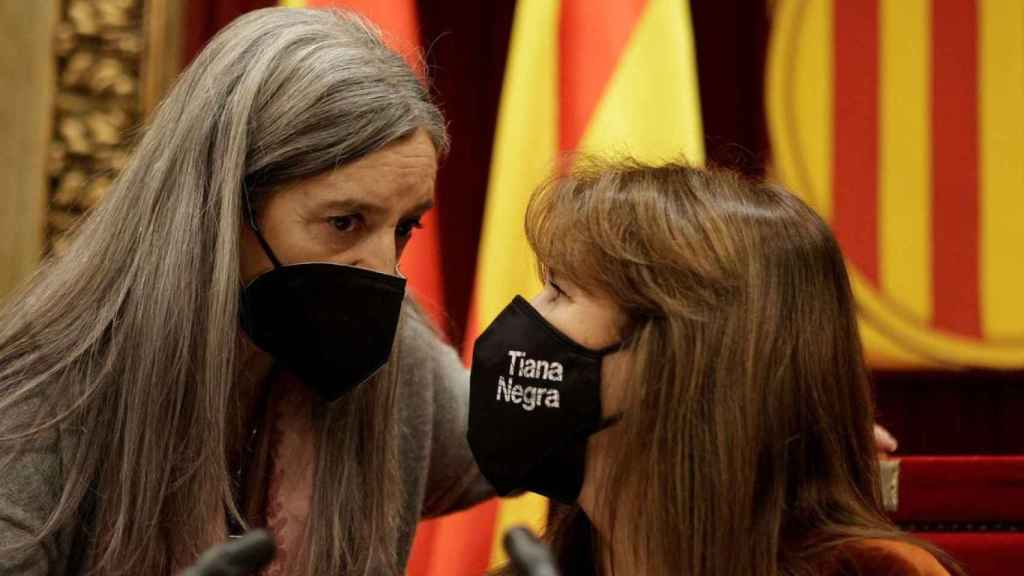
xmin=516 ymin=159 xmax=957 ymax=575
xmin=0 ymin=8 xmax=444 ymax=575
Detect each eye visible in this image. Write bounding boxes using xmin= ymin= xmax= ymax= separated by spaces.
xmin=329 ymin=214 xmax=363 ymax=233
xmin=396 ymin=217 xmax=424 ymax=240
xmin=549 ymin=280 xmax=566 ymax=299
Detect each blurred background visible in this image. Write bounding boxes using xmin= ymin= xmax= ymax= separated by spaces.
xmin=1 ymin=1 xmax=1022 ymax=574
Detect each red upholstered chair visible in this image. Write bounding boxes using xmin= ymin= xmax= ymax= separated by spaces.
xmin=877 ymin=372 xmax=1024 ymax=576
xmin=881 ymin=456 xmax=1024 ymax=575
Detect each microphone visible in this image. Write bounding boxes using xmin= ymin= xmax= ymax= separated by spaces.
xmin=179 ymin=529 xmax=276 ymax=576
xmin=503 ymin=526 xmax=561 ymax=576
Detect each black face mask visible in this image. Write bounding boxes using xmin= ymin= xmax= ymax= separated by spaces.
xmin=238 ymin=191 xmax=406 ymax=402
xmin=467 ymin=296 xmax=620 ymax=504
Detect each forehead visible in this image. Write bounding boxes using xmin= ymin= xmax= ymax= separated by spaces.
xmin=336 ymin=130 xmax=438 ymax=188
xmin=280 ymin=130 xmax=438 ymax=213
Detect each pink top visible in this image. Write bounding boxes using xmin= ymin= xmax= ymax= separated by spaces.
xmin=259 ymin=373 xmax=317 ymax=576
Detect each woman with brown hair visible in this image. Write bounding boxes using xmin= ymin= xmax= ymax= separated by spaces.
xmin=468 ymin=160 xmax=956 ymax=575
xmin=0 ymin=8 xmax=488 ymax=575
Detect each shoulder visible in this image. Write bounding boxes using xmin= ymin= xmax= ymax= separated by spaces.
xmin=396 ymin=302 xmax=447 ymax=364
xmin=0 ymin=390 xmax=68 ymax=497
xmin=0 ymin=393 xmax=79 ymax=575
xmin=840 ymin=539 xmax=951 ymax=576
xmin=396 ymin=302 xmax=466 ymax=387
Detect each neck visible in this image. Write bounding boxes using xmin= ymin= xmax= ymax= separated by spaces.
xmin=238 ymin=336 xmax=275 ymax=391
xmin=232 ymin=337 xmax=275 ymax=446
xmin=227 ymin=337 xmax=278 ymax=528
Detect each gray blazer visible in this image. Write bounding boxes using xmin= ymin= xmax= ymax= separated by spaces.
xmin=0 ymin=311 xmax=491 ymax=574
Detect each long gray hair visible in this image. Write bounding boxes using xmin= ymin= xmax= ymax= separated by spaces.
xmin=0 ymin=7 xmax=446 ymax=575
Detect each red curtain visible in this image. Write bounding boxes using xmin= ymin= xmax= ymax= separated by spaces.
xmin=184 ymin=0 xmax=278 ymax=64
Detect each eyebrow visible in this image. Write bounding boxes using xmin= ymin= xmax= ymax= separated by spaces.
xmin=315 ymin=197 xmax=434 ymax=218
xmin=548 ymin=270 xmax=593 ymax=297
xmin=407 ymin=198 xmax=435 ymax=216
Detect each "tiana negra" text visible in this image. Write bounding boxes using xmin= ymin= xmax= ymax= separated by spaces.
xmin=495 ymin=350 xmax=562 ymax=411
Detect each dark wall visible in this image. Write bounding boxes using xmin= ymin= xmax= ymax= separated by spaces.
xmin=416 ymin=1 xmax=518 ymax=345
xmin=185 ymin=0 xmax=276 ymax=63
xmin=691 ymin=0 xmax=771 ymax=176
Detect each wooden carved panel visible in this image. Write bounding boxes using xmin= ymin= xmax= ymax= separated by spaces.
xmin=47 ymin=0 xmax=181 ymax=255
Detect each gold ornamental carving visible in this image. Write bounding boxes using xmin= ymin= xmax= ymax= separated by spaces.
xmin=48 ymin=0 xmax=181 ymax=255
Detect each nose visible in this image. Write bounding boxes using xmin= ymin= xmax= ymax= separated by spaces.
xmin=348 ymin=228 xmax=398 ymax=275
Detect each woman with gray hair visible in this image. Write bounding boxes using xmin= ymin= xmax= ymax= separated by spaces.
xmin=0 ymin=7 xmax=488 ymax=575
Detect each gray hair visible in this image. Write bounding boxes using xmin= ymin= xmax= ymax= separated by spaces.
xmin=174 ymin=7 xmax=448 ymax=198
xmin=0 ymin=7 xmax=444 ymax=575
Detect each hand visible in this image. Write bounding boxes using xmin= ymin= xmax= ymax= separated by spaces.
xmin=874 ymin=424 xmax=898 ymax=454
xmin=179 ymin=530 xmax=275 ymax=576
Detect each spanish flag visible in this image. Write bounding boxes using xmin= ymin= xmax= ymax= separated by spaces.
xmin=281 ymin=0 xmax=445 ymax=329
xmin=409 ymin=1 xmax=704 ymax=574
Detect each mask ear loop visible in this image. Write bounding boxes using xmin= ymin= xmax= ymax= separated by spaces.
xmin=595 ymin=413 xmax=623 ymax=432
xmin=594 ymin=324 xmax=637 ymax=430
xmin=242 ymin=185 xmax=283 ymax=269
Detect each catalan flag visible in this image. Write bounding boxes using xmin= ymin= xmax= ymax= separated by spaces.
xmin=767 ymin=0 xmax=1024 ymax=368
xmin=409 ymin=1 xmax=704 ymax=574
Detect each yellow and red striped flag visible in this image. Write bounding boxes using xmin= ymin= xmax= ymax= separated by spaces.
xmin=281 ymin=0 xmax=446 ymax=331
xmin=767 ymin=0 xmax=1024 ymax=368
xmin=410 ymin=1 xmax=704 ymax=574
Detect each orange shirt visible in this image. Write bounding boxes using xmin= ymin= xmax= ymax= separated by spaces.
xmin=834 ymin=539 xmax=952 ymax=576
